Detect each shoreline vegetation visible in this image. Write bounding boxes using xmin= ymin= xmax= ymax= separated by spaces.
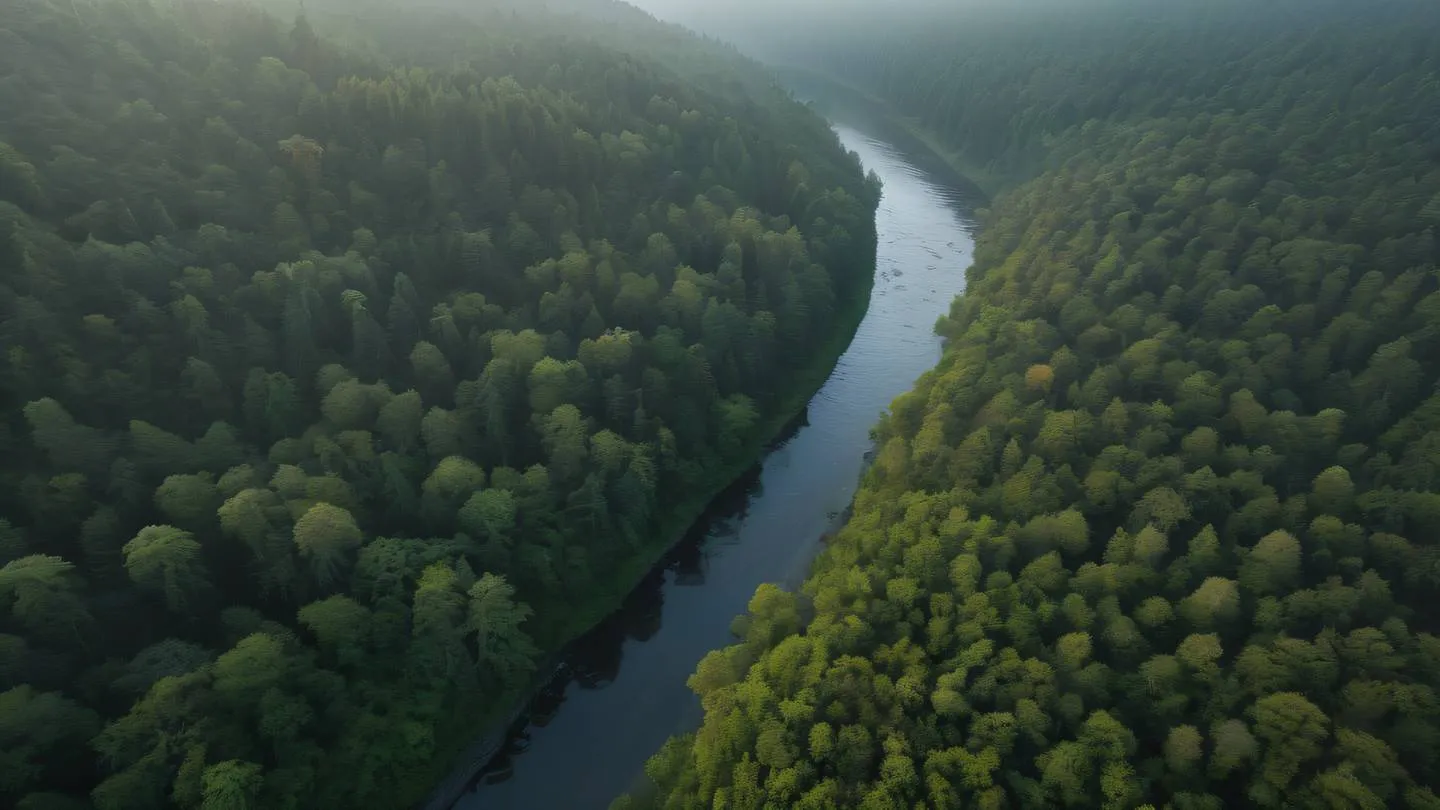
xmin=0 ymin=1 xmax=884 ymax=808
xmin=623 ymin=2 xmax=1440 ymax=809
xmin=772 ymin=66 xmax=1009 ymax=199
xmin=419 ymin=240 xmax=876 ymax=809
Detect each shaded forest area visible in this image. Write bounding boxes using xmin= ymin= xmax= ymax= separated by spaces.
xmin=627 ymin=1 xmax=1440 ymax=808
xmin=0 ymin=0 xmax=879 ymax=807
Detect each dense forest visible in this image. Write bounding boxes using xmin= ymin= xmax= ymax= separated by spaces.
xmin=626 ymin=1 xmax=1440 ymax=808
xmin=0 ymin=0 xmax=879 ymax=807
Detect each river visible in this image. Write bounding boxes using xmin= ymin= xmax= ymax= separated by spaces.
xmin=448 ymin=116 xmax=980 ymax=810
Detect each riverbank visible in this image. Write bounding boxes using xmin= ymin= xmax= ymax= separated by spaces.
xmin=417 ymin=209 xmax=879 ymax=810
xmin=444 ymin=119 xmax=978 ymax=810
xmin=772 ymin=65 xmax=1010 ymax=199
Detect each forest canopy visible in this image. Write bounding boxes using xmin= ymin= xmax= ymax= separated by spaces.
xmin=625 ymin=1 xmax=1440 ymax=808
xmin=0 ymin=0 xmax=878 ymax=807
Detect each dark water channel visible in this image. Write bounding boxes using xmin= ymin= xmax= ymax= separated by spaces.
xmin=448 ymin=115 xmax=981 ymax=810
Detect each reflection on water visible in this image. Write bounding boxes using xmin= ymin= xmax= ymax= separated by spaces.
xmin=461 ymin=455 xmax=769 ymax=792
xmin=567 ymin=463 xmax=768 ymax=688
xmin=782 ymin=69 xmax=990 ymax=210
xmin=452 ymin=107 xmax=979 ymax=810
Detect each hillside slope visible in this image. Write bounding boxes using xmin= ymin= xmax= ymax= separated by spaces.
xmin=624 ymin=1 xmax=1440 ymax=808
xmin=0 ymin=1 xmax=876 ymax=807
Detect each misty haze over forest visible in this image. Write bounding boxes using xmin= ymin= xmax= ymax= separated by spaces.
xmin=627 ymin=0 xmax=969 ymax=58
xmin=1 ymin=1 xmax=1438 ymax=810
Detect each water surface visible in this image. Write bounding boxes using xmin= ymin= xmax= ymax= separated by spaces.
xmin=451 ymin=119 xmax=980 ymax=810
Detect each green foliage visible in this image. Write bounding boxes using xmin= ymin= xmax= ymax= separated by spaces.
xmin=629 ymin=2 xmax=1440 ymax=809
xmin=0 ymin=0 xmax=878 ymax=806
xmin=290 ymin=503 xmax=362 ymax=589
xmin=0 ymin=686 xmax=99 ymax=799
xmin=122 ymin=526 xmax=211 ymax=614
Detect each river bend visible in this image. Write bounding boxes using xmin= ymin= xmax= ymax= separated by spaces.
xmin=451 ymin=119 xmax=980 ymax=810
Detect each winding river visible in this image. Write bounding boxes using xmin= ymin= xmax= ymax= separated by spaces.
xmin=449 ymin=115 xmax=981 ymax=810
